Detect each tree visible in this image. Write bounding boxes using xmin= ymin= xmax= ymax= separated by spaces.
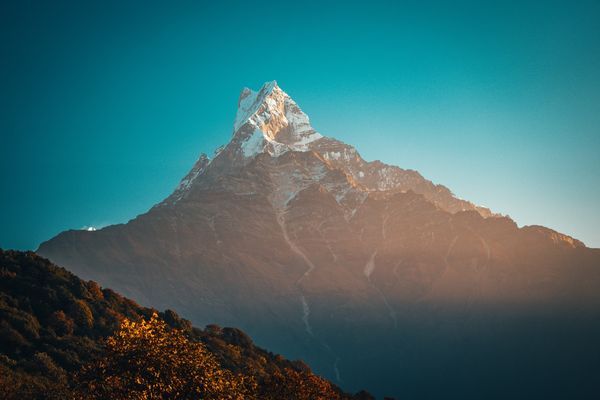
xmin=76 ymin=313 xmax=253 ymax=399
xmin=259 ymin=366 xmax=347 ymax=400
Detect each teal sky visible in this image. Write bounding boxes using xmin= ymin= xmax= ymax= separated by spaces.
xmin=1 ymin=0 xmax=599 ymax=249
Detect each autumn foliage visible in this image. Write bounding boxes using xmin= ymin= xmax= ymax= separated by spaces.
xmin=74 ymin=312 xmax=361 ymax=399
xmin=76 ymin=313 xmax=251 ymax=399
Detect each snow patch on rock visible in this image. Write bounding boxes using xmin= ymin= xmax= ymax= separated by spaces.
xmin=364 ymin=250 xmax=378 ymax=279
xmin=241 ymin=128 xmax=265 ymax=157
xmin=164 ymin=153 xmax=210 ymax=205
xmin=300 ymin=295 xmax=313 ymax=336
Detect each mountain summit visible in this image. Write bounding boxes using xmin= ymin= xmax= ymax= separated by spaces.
xmin=164 ymin=81 xmax=494 ymax=217
xmin=233 ymin=80 xmax=321 ymax=151
xmin=38 ymin=82 xmax=600 ymax=399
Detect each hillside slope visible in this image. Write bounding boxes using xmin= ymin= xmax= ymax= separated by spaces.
xmin=0 ymin=249 xmax=372 ymax=399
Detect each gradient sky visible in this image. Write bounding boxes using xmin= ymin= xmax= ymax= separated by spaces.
xmin=1 ymin=0 xmax=599 ymax=250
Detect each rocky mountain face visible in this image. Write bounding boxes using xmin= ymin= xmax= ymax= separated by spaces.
xmin=38 ymin=81 xmax=600 ymax=399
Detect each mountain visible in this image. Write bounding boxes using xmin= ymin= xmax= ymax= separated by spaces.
xmin=0 ymin=249 xmax=372 ymax=399
xmin=38 ymin=81 xmax=600 ymax=399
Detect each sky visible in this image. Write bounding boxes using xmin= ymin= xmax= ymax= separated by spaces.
xmin=1 ymin=0 xmax=599 ymax=249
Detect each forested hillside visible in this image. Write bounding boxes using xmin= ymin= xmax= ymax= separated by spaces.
xmin=0 ymin=249 xmax=373 ymax=399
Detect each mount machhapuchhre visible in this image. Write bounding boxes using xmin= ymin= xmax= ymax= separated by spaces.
xmin=37 ymin=81 xmax=600 ymax=399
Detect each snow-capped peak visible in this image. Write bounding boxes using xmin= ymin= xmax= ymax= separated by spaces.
xmin=234 ymin=80 xmax=278 ymax=132
xmin=160 ymin=81 xmax=495 ymax=219
xmin=232 ymin=81 xmax=323 ymax=158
